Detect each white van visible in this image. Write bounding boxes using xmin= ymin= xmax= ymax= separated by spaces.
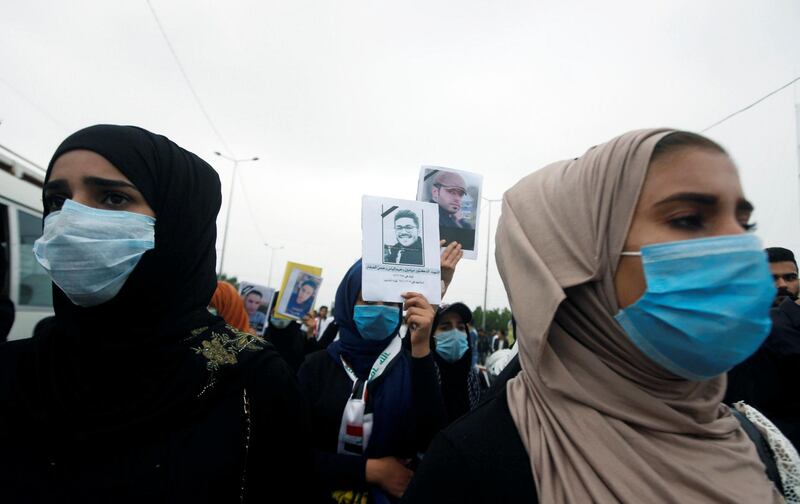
xmin=0 ymin=147 xmax=53 ymax=341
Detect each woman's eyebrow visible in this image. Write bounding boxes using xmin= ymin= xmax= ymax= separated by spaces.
xmin=43 ymin=179 xmax=69 ymax=192
xmin=653 ymin=192 xmax=717 ymax=208
xmin=83 ymin=176 xmax=138 ymax=190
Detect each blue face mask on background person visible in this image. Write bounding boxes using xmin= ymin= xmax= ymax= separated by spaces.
xmin=615 ymin=233 xmax=775 ymax=381
xmin=354 ymin=304 xmax=400 ymax=341
xmin=269 ymin=317 xmax=291 ymax=329
xmin=33 ymin=199 xmax=155 ymax=307
xmin=435 ymin=329 xmax=469 ymax=363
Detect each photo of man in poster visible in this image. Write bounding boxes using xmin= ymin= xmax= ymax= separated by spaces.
xmin=383 ymin=209 xmax=425 ymax=266
xmin=285 ymin=277 xmax=318 ymax=318
xmin=431 ymin=171 xmax=473 ymax=230
xmin=243 ymin=288 xmax=267 ymax=332
xmin=428 ymin=170 xmax=476 ymax=250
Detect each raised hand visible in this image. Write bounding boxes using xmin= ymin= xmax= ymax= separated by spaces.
xmin=402 ymin=291 xmax=436 ymax=358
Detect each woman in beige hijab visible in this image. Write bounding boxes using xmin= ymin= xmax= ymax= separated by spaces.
xmin=403 ymin=129 xmax=787 ymax=503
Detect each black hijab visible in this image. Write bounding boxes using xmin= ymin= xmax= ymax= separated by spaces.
xmin=9 ymin=125 xmax=237 ymax=438
xmin=44 ymin=125 xmax=221 ymax=337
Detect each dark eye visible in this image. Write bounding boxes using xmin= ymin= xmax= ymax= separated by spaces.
xmin=44 ymin=195 xmax=66 ymax=212
xmin=668 ymin=214 xmax=704 ymax=230
xmin=103 ymin=192 xmax=130 ymax=207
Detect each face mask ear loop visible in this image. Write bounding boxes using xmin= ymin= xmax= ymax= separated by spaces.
xmin=620 ymin=251 xmax=642 ymax=257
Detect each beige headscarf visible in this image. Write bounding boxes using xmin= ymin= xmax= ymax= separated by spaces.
xmin=497 ymin=129 xmax=783 ymax=503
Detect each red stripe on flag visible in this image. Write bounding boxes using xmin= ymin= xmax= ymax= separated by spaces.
xmin=346 ymin=424 xmax=363 ymax=437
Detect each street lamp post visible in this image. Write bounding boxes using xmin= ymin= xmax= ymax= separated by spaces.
xmin=481 ymin=198 xmax=502 ymax=330
xmin=265 ymin=243 xmax=284 ymax=287
xmin=214 ymin=151 xmax=259 ymax=276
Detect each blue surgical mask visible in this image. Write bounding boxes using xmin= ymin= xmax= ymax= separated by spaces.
xmin=615 ymin=234 xmax=774 ymax=381
xmin=354 ymin=305 xmax=400 ymax=341
xmin=269 ymin=317 xmax=291 ymax=329
xmin=435 ymin=329 xmax=469 ymax=363
xmin=33 ymin=199 xmax=155 ymax=307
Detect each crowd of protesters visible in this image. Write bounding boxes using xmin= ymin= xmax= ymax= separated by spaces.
xmin=0 ymin=124 xmax=798 ymax=503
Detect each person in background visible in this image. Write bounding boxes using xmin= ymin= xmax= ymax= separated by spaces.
xmin=476 ymin=329 xmax=491 ymax=365
xmin=431 ymin=303 xmax=482 ymax=424
xmin=209 ymin=280 xmax=254 ymax=334
xmin=491 ymin=329 xmax=509 ymax=352
xmin=726 ymin=245 xmax=800 ymax=449
xmin=303 ymin=309 xmax=318 ymax=338
xmin=317 ymin=305 xmax=333 ymax=340
xmin=265 ymin=291 xmax=308 ymax=374
xmin=243 ymin=288 xmax=267 ymax=332
xmin=0 ymin=125 xmax=310 ymax=503
xmin=298 ymin=260 xmax=446 ymax=503
xmin=765 ymin=247 xmax=798 ymax=307
xmin=467 ymin=323 xmax=479 ymax=370
xmin=404 ymin=129 xmax=789 ymax=503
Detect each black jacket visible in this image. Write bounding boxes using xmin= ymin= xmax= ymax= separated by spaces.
xmin=0 ymin=338 xmax=311 ymax=504
xmin=726 ymin=298 xmax=800 ymax=448
xmin=298 ymin=349 xmax=446 ymax=501
xmin=402 ymin=389 xmax=538 ymax=504
xmin=264 ymin=321 xmax=309 ymax=373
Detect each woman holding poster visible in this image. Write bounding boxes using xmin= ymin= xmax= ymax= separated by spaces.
xmin=297 ymin=260 xmax=447 ymax=503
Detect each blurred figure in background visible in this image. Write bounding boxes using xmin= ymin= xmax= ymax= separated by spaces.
xmin=431 ymin=303 xmax=482 ymax=423
xmin=765 ymin=247 xmax=798 ymax=307
xmin=491 ymin=329 xmax=509 ymax=352
xmin=265 ymin=291 xmax=308 ymax=373
xmin=726 ymin=245 xmax=800 ymax=449
xmin=209 ymin=280 xmax=254 ymax=334
xmin=317 ymin=305 xmax=333 ymax=339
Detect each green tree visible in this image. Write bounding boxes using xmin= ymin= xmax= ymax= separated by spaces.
xmin=217 ymin=273 xmax=239 ymax=289
xmin=472 ymin=306 xmax=512 ymax=333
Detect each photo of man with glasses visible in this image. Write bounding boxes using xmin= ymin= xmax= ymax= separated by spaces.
xmin=383 ymin=209 xmax=425 ymax=266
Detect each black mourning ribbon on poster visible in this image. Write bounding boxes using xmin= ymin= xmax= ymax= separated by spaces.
xmin=423 ymin=169 xmax=440 ymax=181
xmin=381 ymin=206 xmax=399 ymax=218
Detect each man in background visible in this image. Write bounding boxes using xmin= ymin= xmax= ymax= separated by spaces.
xmin=766 ymin=247 xmax=798 ymax=307
xmin=725 ymin=246 xmax=800 ymax=448
xmin=316 ymin=305 xmax=333 ymax=340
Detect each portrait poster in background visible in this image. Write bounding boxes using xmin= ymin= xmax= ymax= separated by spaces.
xmin=274 ymin=262 xmax=323 ymax=320
xmin=361 ymin=195 xmax=441 ymax=304
xmin=238 ymin=283 xmax=276 ymax=336
xmin=416 ymin=165 xmax=482 ymax=260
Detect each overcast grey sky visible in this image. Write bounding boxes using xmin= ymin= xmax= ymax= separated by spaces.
xmin=1 ymin=0 xmax=799 ymax=311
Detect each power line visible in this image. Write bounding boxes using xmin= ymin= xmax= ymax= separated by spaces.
xmin=702 ymin=75 xmax=800 ymax=133
xmin=0 ymin=76 xmax=71 ymax=132
xmin=145 ymin=0 xmax=235 ymax=156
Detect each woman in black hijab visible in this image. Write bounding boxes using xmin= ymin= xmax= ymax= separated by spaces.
xmin=429 ymin=303 xmax=482 ymax=424
xmin=0 ymin=125 xmax=311 ymax=503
